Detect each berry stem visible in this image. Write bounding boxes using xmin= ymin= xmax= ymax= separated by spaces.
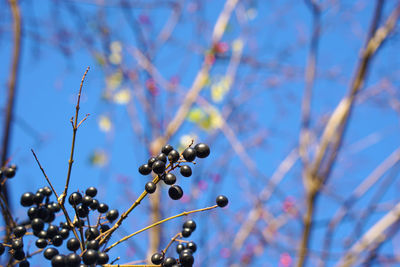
xmin=161 ymin=232 xmax=181 ymax=255
xmin=104 ymin=205 xmax=218 ymax=252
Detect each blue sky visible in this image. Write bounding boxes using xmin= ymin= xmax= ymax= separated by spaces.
xmin=1 ymin=0 xmax=400 ymax=266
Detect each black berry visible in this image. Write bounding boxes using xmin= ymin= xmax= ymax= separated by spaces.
xmin=151 ymin=252 xmax=164 ymax=265
xmin=44 ymin=247 xmax=59 ymax=260
xmin=139 ymin=164 xmax=152 ymax=175
xmin=164 ymin=173 xmax=176 ymax=185
xmin=168 ymin=150 xmax=180 ymax=163
xmin=36 ymin=238 xmax=48 ymax=249
xmin=183 ymin=147 xmax=196 ymax=162
xmin=97 ymin=252 xmax=109 ymax=264
xmin=67 ymin=238 xmax=80 ymax=251
xmin=13 ymin=225 xmax=26 ymax=238
xmin=183 ymin=220 xmax=196 ymax=232
xmin=152 ymin=160 xmax=165 ymax=174
xmin=20 ymin=192 xmax=34 ymax=207
xmin=168 ymin=185 xmax=183 ymax=200
xmin=66 ymin=253 xmax=81 ymax=267
xmin=106 ymin=209 xmax=119 ymax=221
xmin=68 ymin=192 xmax=82 ymax=206
xmin=194 ymin=143 xmax=210 ymax=158
xmin=145 ymin=182 xmax=157 ymax=194
xmin=85 ymin=187 xmax=97 ymax=197
xmin=98 ymin=203 xmax=109 ymax=213
xmin=180 ymin=165 xmax=192 ymax=177
xmin=156 ymin=153 xmax=167 ymax=163
xmin=82 ymin=249 xmax=98 ymax=265
xmin=216 ymin=195 xmax=228 ymax=207
xmin=187 ymin=241 xmax=197 ymax=253
xmin=181 ymin=227 xmax=192 ymax=237
xmin=161 ymin=144 xmax=174 ymax=154
xmin=51 ymin=254 xmax=66 ymax=267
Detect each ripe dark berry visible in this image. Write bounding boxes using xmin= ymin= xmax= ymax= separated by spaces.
xmin=43 ymin=186 xmax=52 ymax=197
xmin=168 ymin=150 xmax=180 ymax=163
xmin=161 ymin=144 xmax=174 ymax=154
xmin=77 ymin=205 xmax=89 ymax=218
xmin=3 ymin=167 xmax=16 ymax=178
xmin=44 ymin=247 xmax=59 ymax=260
xmin=37 ymin=230 xmax=47 ymax=239
xmin=20 ymin=192 xmax=34 ymax=207
xmin=52 ymin=235 xmax=63 ymax=247
xmin=68 ymin=192 xmax=82 ymax=206
xmin=85 ymin=227 xmax=100 ymax=240
xmin=183 ymin=220 xmax=196 ymax=232
xmin=85 ymin=186 xmax=97 ymax=197
xmin=148 ymin=157 xmax=157 ymax=167
xmin=176 ymin=243 xmax=186 ymax=254
xmin=216 ymin=195 xmax=229 ymax=207
xmin=187 ymin=242 xmax=197 ymax=253
xmin=47 ymin=225 xmax=59 ymax=238
xmin=66 ymin=253 xmax=81 ymax=267
xmin=181 ymin=227 xmax=192 ymax=238
xmin=180 ymin=165 xmax=192 ymax=177
xmin=51 ymin=254 xmax=66 ymax=267
xmin=82 ymin=249 xmax=98 ymax=265
xmin=38 ymin=207 xmax=50 ymax=221
xmin=19 ymin=260 xmax=29 ymax=267
xmin=97 ymin=252 xmax=109 ymax=264
xmin=183 ymin=147 xmax=196 ymax=162
xmin=151 ymin=252 xmax=164 ymax=264
xmin=36 ymin=238 xmax=48 ymax=249
xmin=164 ymin=173 xmax=176 ymax=185
xmin=13 ymin=225 xmax=26 ymax=238
xmin=106 ymin=209 xmax=119 ymax=221
xmin=60 ymin=222 xmax=71 ymax=230
xmin=13 ymin=249 xmax=25 ymax=260
xmin=33 ymin=192 xmax=45 ymax=204
xmin=67 ymin=238 xmax=80 ymax=251
xmin=98 ymin=203 xmax=109 ymax=213
xmin=48 ymin=202 xmax=61 ymax=213
xmin=156 ymin=153 xmax=168 ymax=163
xmin=179 ymin=250 xmax=194 ymax=266
xmin=145 ymin=182 xmax=157 ymax=194
xmin=0 ymin=243 xmax=4 ymax=255
xmin=168 ymin=185 xmax=183 ymax=200
xmin=82 ymin=195 xmax=93 ymax=206
xmin=87 ymin=240 xmax=99 ymax=250
xmin=59 ymin=228 xmax=70 ymax=239
xmin=27 ymin=207 xmax=38 ymax=219
xmin=152 ymin=160 xmax=165 ymax=174
xmin=194 ymin=143 xmax=210 ymax=158
xmin=12 ymin=239 xmax=23 ymax=250
xmin=90 ymin=199 xmax=99 ymax=210
xmin=139 ymin=164 xmax=152 ymax=175
xmin=163 ymin=257 xmax=177 ymax=267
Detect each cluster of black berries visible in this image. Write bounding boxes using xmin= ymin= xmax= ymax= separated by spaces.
xmin=149 ymin=196 xmax=229 ymax=267
xmin=138 ymin=143 xmax=210 ymax=200
xmin=3 ymin=185 xmax=115 ymax=266
xmin=151 ymin=220 xmax=198 ymax=267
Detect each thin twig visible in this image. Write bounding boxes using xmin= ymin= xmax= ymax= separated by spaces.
xmin=1 ymin=0 xmax=22 ymax=244
xmin=60 ymin=66 xmax=90 ymax=206
xmin=104 ymin=205 xmax=218 ymax=252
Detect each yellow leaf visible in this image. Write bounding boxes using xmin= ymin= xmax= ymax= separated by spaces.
xmin=99 ymin=115 xmax=112 ymax=132
xmin=106 ymin=71 xmax=123 ymax=90
xmin=89 ymin=150 xmax=108 ymax=167
xmin=110 ymin=41 xmax=122 ymax=53
xmin=113 ymin=88 xmax=131 ymax=104
xmin=109 ymin=52 xmax=122 ymax=65
xmin=232 ymin=39 xmax=244 ymax=53
xmin=187 ymin=108 xmax=205 ymax=123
